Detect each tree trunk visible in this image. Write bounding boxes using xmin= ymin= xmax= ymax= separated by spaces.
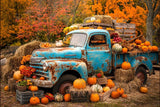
xmin=146 ymin=11 xmax=154 ymax=45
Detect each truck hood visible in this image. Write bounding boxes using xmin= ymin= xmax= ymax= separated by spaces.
xmin=32 ymin=47 xmax=83 ymax=59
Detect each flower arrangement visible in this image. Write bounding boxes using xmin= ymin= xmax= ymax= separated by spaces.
xmin=21 ymin=55 xmax=32 ymax=65
xmin=95 ymin=69 xmax=104 ymax=78
xmin=17 ymin=79 xmax=27 ymax=86
xmin=20 ymin=66 xmax=36 ymax=77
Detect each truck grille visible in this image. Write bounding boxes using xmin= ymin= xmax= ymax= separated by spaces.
xmin=30 ymin=57 xmax=49 ymax=79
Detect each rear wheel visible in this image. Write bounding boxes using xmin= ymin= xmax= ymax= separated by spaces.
xmin=52 ymin=74 xmax=77 ymax=95
xmin=136 ymin=67 xmax=147 ymax=84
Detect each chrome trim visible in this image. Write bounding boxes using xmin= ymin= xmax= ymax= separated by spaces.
xmin=30 ymin=57 xmax=45 ymax=64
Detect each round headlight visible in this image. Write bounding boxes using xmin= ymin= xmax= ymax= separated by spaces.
xmin=43 ymin=63 xmax=48 ymax=71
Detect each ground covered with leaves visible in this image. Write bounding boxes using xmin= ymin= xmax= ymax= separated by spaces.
xmin=1 ymin=70 xmax=159 ymax=107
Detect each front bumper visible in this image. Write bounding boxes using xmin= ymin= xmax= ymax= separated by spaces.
xmin=28 ymin=78 xmax=53 ymax=88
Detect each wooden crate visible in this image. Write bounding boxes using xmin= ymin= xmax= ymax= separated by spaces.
xmin=8 ymin=78 xmax=16 ymax=92
xmin=97 ymin=76 xmax=107 ymax=85
xmin=114 ymin=22 xmax=136 ymax=41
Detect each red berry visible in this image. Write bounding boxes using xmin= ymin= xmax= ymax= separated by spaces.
xmin=96 ymin=73 xmax=102 ymax=78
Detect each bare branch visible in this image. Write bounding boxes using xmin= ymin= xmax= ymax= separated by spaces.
xmin=153 ymin=5 xmax=160 ymax=18
xmin=153 ymin=0 xmax=158 ymax=11
xmin=145 ymin=0 xmax=149 ymax=8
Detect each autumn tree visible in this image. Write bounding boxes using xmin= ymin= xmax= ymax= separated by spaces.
xmin=144 ymin=0 xmax=160 ymax=45
xmin=0 ymin=0 xmax=32 ymax=48
xmin=17 ymin=0 xmax=70 ymax=43
xmin=104 ymin=0 xmax=147 ymax=35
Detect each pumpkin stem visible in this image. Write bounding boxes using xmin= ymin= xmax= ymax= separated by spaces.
xmin=32 ymin=92 xmax=35 ymax=97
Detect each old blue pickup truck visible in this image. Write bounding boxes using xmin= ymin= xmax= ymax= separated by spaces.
xmin=29 ymin=29 xmax=159 ymax=94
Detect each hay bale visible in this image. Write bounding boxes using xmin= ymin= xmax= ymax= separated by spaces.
xmin=83 ymin=15 xmax=113 ymax=25
xmin=2 ymin=40 xmax=40 ymax=82
xmin=69 ymin=86 xmax=91 ymax=102
xmin=99 ymin=86 xmax=117 ymax=101
xmin=1 ymin=56 xmax=22 ymax=82
xmin=14 ymin=40 xmax=40 ymax=57
xmin=115 ymin=68 xmax=135 ymax=83
xmin=115 ymin=77 xmax=142 ymax=94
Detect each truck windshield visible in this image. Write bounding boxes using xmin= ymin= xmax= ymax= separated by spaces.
xmin=69 ymin=33 xmax=87 ymax=47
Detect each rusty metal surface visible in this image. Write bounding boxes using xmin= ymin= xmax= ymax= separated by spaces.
xmin=29 ymin=29 xmax=159 ymax=89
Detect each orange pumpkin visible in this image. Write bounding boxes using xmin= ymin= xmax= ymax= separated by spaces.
xmin=90 ymin=93 xmax=100 ymax=102
xmin=140 ymin=87 xmax=148 ymax=93
xmin=121 ymin=94 xmax=127 ymax=98
xmin=19 ymin=65 xmax=26 ymax=71
xmin=40 ymin=77 xmax=45 ymax=80
xmin=30 ymin=86 xmax=38 ymax=92
xmin=86 ymin=20 xmax=91 ymax=23
xmin=121 ymin=61 xmax=131 ymax=70
xmin=87 ymin=77 xmax=97 ymax=85
xmin=13 ymin=71 xmax=24 ymax=80
xmin=30 ymin=96 xmax=40 ymax=105
xmin=107 ymin=79 xmax=115 ymax=88
xmin=95 ymin=19 xmax=101 ymax=23
xmin=4 ymin=86 xmax=9 ymax=91
xmin=41 ymin=97 xmax=49 ymax=104
xmin=103 ymin=86 xmax=110 ymax=92
xmin=97 ymin=26 xmax=103 ymax=29
xmin=135 ymin=39 xmax=142 ymax=45
xmin=73 ymin=78 xmax=86 ymax=89
xmin=148 ymin=46 xmax=152 ymax=51
xmin=28 ymin=85 xmax=32 ymax=90
xmin=111 ymin=91 xmax=120 ymax=99
xmin=64 ymin=93 xmax=71 ymax=102
xmin=144 ymin=41 xmax=150 ymax=46
xmin=152 ymin=46 xmax=158 ymax=52
xmin=117 ymin=88 xmax=124 ymax=95
xmin=142 ymin=46 xmax=148 ymax=52
xmin=122 ymin=47 xmax=128 ymax=53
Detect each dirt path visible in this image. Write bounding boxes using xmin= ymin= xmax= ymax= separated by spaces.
xmin=1 ymin=70 xmax=160 ymax=107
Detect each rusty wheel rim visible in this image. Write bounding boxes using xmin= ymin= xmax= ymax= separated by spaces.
xmin=136 ymin=72 xmax=145 ymax=83
xmin=59 ymin=82 xmax=72 ymax=95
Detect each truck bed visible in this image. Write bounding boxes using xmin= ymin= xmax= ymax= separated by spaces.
xmin=113 ymin=51 xmax=159 ymax=69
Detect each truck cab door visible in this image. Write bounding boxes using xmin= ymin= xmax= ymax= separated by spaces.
xmin=86 ymin=33 xmax=111 ymax=74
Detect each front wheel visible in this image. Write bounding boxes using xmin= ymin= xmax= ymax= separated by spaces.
xmin=135 ymin=67 xmax=147 ymax=84
xmin=52 ymin=74 xmax=77 ymax=95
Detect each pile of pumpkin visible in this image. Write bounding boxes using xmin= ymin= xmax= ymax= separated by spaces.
xmin=111 ymin=36 xmax=159 ymax=53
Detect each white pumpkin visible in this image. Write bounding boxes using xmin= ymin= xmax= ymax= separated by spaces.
xmin=55 ymin=93 xmax=63 ymax=102
xmin=112 ymin=43 xmax=122 ymax=52
xmin=91 ymin=84 xmax=103 ymax=93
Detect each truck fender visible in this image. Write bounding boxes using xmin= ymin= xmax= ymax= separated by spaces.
xmin=130 ymin=56 xmax=153 ymax=74
xmin=46 ymin=60 xmax=88 ymax=84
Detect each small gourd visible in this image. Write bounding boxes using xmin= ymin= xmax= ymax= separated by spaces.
xmin=117 ymin=88 xmax=124 ymax=95
xmin=13 ymin=71 xmax=24 ymax=80
xmin=87 ymin=77 xmax=97 ymax=85
xmin=111 ymin=91 xmax=120 ymax=99
xmin=90 ymin=93 xmax=100 ymax=102
xmin=152 ymin=46 xmax=158 ymax=52
xmin=122 ymin=47 xmax=128 ymax=53
xmin=107 ymin=79 xmax=115 ymax=88
xmin=121 ymin=61 xmax=131 ymax=70
xmin=64 ymin=93 xmax=71 ymax=102
xmin=41 ymin=97 xmax=49 ymax=104
xmin=30 ymin=96 xmax=40 ymax=105
xmin=142 ymin=46 xmax=148 ymax=52
xmin=103 ymin=86 xmax=110 ymax=92
xmin=91 ymin=84 xmax=103 ymax=93
xmin=30 ymin=86 xmax=38 ymax=92
xmin=112 ymin=43 xmax=122 ymax=53
xmin=55 ymin=93 xmax=63 ymax=102
xmin=140 ymin=87 xmax=148 ymax=93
